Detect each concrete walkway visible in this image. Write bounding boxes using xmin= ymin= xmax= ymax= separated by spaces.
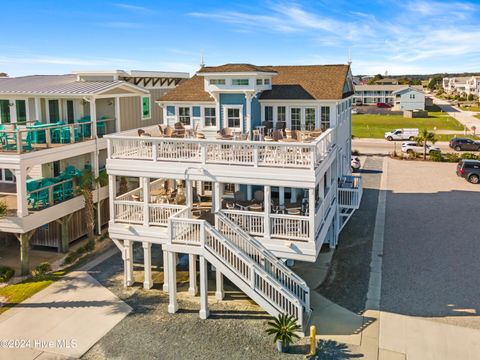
xmin=433 ymin=97 xmax=480 ymax=130
xmin=0 ymin=269 xmax=131 ymax=359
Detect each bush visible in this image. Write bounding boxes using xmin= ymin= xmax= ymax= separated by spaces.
xmin=85 ymin=239 xmax=95 ymax=252
xmin=461 ymin=152 xmax=478 ymax=160
xmin=0 ymin=266 xmax=14 ymax=282
xmin=32 ymin=262 xmax=51 ymax=276
xmin=63 ymin=240 xmax=95 ymax=265
xmin=444 ymin=153 xmax=460 ymax=163
xmin=429 ymin=151 xmax=443 ymax=162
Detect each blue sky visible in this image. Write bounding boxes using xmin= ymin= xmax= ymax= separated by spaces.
xmin=2 ymin=0 xmax=480 ymax=76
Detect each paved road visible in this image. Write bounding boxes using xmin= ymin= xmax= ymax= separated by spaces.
xmin=352 ymin=138 xmax=455 ymax=155
xmin=433 ymin=97 xmax=480 ymax=130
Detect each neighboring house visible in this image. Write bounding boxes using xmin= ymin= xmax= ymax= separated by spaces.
xmin=105 ymin=63 xmax=363 ymax=329
xmin=442 ymin=77 xmax=469 ymax=94
xmin=353 ymin=84 xmax=423 ymax=105
xmin=0 ymin=70 xmax=188 ymax=275
xmin=464 ymin=76 xmax=480 ymax=96
xmin=392 ymin=87 xmax=426 ymax=111
xmin=374 ymin=78 xmax=399 ymax=85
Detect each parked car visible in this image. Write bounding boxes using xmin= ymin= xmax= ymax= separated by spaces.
xmin=352 ymin=108 xmax=358 ymax=114
xmin=401 ymin=142 xmax=441 ymax=155
xmin=376 ymin=102 xmax=392 ymax=108
xmin=456 ymin=159 xmax=480 ymax=184
xmin=351 ymin=156 xmax=361 ymax=172
xmin=384 ymin=128 xmax=419 ymax=141
xmin=449 ymin=137 xmax=480 ymax=151
xmin=355 ymin=100 xmax=363 ymax=106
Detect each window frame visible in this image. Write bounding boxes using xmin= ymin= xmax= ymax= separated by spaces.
xmin=231 ymin=79 xmax=249 ymax=86
xmin=224 ymin=105 xmax=243 ymax=130
xmin=290 ymin=107 xmax=302 ymax=130
xmin=204 ymin=107 xmax=217 ymax=128
xmin=320 ymin=106 xmax=330 ymax=131
xmin=209 ymin=79 xmax=226 ymax=85
xmin=178 ymin=106 xmax=191 ymax=126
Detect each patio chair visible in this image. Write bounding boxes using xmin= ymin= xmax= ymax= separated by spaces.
xmin=217 ymin=128 xmax=234 ymax=140
xmin=157 ymin=125 xmax=164 ymax=136
xmin=309 ymin=129 xmax=322 ymax=138
xmin=285 ymin=128 xmax=293 ymax=139
xmin=163 ymin=126 xmax=174 ymax=137
xmin=234 ymin=190 xmax=246 ymax=202
xmin=254 ymin=190 xmax=264 ymax=202
xmin=138 ymin=129 xmax=146 ymax=136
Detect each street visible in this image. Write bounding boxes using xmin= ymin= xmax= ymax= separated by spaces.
xmin=352 ymin=138 xmax=456 ymax=155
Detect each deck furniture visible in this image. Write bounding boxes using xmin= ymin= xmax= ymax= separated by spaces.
xmin=163 ymin=126 xmax=174 ymax=137
xmin=248 ymin=203 xmax=263 ymax=212
xmin=216 ymin=128 xmax=234 ymax=140
xmin=234 ymin=190 xmax=246 ymax=202
xmin=287 ymin=207 xmax=301 ymax=215
xmin=254 ymin=190 xmax=264 ymax=202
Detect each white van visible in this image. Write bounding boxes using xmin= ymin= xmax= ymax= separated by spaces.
xmin=384 ymin=128 xmax=419 ymax=141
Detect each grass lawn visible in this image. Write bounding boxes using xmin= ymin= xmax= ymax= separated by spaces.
xmin=475 ymin=114 xmax=480 ymax=120
xmin=0 ymin=270 xmax=65 ymax=315
xmin=352 ymin=113 xmax=464 ymax=139
xmin=460 ymin=106 xmax=480 ymax=112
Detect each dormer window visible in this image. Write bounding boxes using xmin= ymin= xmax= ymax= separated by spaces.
xmin=209 ymin=79 xmax=225 ymax=85
xmin=232 ymin=79 xmax=249 ymax=86
xmin=264 ymin=79 xmax=270 ymax=85
xmin=256 ymin=79 xmax=263 ymax=85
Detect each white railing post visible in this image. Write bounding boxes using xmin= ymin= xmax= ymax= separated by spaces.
xmin=109 ymin=175 xmax=116 ymax=221
xmin=309 ymin=187 xmax=315 ymax=243
xmin=201 ymin=142 xmax=207 ymax=165
xmin=264 ymin=185 xmax=271 ymax=239
xmin=253 ymin=146 xmax=258 ymax=167
xmin=152 ymin=141 xmax=158 ymax=161
xmin=143 ymin=177 xmax=150 ymax=226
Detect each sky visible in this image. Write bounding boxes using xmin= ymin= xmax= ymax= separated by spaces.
xmin=1 ymin=0 xmax=480 ymax=77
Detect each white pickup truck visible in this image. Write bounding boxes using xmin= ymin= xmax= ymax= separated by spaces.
xmin=384 ymin=128 xmax=419 ymax=141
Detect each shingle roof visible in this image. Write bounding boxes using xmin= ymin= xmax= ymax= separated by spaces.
xmin=355 ymin=84 xmax=423 ymax=91
xmin=260 ymin=65 xmax=350 ymax=100
xmin=0 ymin=74 xmax=146 ymax=96
xmin=158 ymin=64 xmax=351 ymax=102
xmin=158 ymin=75 xmax=214 ymax=102
xmin=197 ymin=63 xmax=276 ymax=74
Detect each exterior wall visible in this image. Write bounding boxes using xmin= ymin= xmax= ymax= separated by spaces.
xmin=27 ymin=98 xmax=35 ymax=120
xmin=219 ymin=93 xmax=247 ymax=130
xmin=119 ymin=96 xmax=142 ymax=131
xmin=149 ymin=88 xmax=168 ymax=124
xmin=395 ymin=91 xmax=425 ymax=111
xmin=96 ymin=98 xmax=115 ymax=119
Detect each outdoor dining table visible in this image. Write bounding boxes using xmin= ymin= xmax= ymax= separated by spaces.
xmin=286 ymin=207 xmax=301 ymax=215
xmin=248 ymin=204 xmax=263 ymax=212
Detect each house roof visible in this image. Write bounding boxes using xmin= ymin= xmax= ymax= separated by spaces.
xmin=392 ymin=86 xmax=425 ymax=94
xmin=355 ymin=84 xmax=423 ymax=91
xmin=0 ymin=74 xmax=149 ymax=96
xmin=158 ymin=64 xmax=351 ymax=102
xmin=259 ymin=65 xmax=351 ymax=100
xmin=197 ymin=63 xmax=277 ymax=74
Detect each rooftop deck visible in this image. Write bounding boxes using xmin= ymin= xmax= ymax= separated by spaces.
xmin=106 ymin=125 xmax=336 ymax=171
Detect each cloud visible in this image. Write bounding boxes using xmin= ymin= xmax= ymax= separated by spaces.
xmin=113 ymin=3 xmax=152 ymax=14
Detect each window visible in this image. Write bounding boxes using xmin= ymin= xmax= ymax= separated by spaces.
xmin=264 ymin=79 xmax=270 ymax=85
xmin=264 ymin=106 xmax=273 ymax=127
xmin=204 ymin=107 xmax=216 ymax=127
xmin=410 ymin=94 xmax=416 ymax=99
xmin=0 ymin=100 xmax=10 ymax=123
xmin=209 ymin=79 xmax=226 ymax=85
xmin=290 ymin=108 xmax=301 ymax=130
xmin=15 ymin=100 xmax=26 ymax=123
xmin=48 ymin=100 xmax=60 ymax=123
xmin=142 ymin=96 xmax=151 ymax=120
xmin=256 ymin=79 xmax=263 ymax=85
xmin=320 ymin=106 xmax=330 ymax=131
xmin=277 ymin=106 xmax=286 ymax=122
xmin=226 ymin=108 xmax=241 ymax=128
xmin=66 ymin=100 xmax=74 ymax=124
xmin=179 ymin=107 xmax=191 ymax=125
xmin=232 ymin=79 xmax=249 ymax=86
xmin=53 ymin=161 xmax=61 ymax=177
xmin=305 ymin=108 xmax=316 ymax=130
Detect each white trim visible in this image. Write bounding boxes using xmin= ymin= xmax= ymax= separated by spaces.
xmin=223 ymin=104 xmax=243 ymax=131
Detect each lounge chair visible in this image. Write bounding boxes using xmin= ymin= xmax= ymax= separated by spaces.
xmin=217 ymin=128 xmax=234 ymax=140
xmin=254 ymin=190 xmax=264 ymax=202
xmin=163 ymin=126 xmax=174 ymax=137
xmin=234 ymin=190 xmax=246 ymax=202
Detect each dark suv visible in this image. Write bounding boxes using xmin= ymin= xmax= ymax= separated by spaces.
xmin=456 ymin=159 xmax=480 ymax=184
xmin=449 ymin=138 xmax=480 ymax=151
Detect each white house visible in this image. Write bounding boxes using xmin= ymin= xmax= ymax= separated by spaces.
xmin=392 ymin=87 xmax=426 ymax=111
xmin=442 ymin=77 xmax=469 ymax=94
xmin=0 ymin=70 xmax=188 ymax=275
xmin=105 ymin=63 xmax=363 ymax=329
xmin=353 ymin=84 xmax=423 ymax=105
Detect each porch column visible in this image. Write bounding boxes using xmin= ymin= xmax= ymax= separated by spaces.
xmin=188 ymin=254 xmax=198 ymax=296
xmin=142 ymin=177 xmax=150 ymax=226
xmin=19 ymin=233 xmax=30 ymax=276
xmin=34 ymin=98 xmax=42 ymax=121
xmin=114 ymin=97 xmax=121 ymax=132
xmin=244 ymin=92 xmax=254 ymax=136
xmin=109 ymin=175 xmax=116 ymax=222
xmin=290 ymin=188 xmax=297 ymax=203
xmin=215 ymin=269 xmax=224 ymax=300
xmin=186 ymin=180 xmax=193 ymax=208
xmin=279 ymin=187 xmax=285 ymax=206
xmin=14 ymin=167 xmax=29 ymax=218
xmin=309 ymin=188 xmax=316 ymax=243
xmin=89 ymin=99 xmax=97 ymax=138
xmin=167 ymin=251 xmax=178 ymax=313
xmin=213 ymin=182 xmax=222 ymax=213
xmin=123 ymin=240 xmax=134 ymax=287
xmin=264 ymin=185 xmax=271 ymax=239
xmin=142 ymin=242 xmax=153 ymax=289
xmin=59 ymin=214 xmax=73 ymax=253
xmin=234 ymin=184 xmax=240 ymax=192
xmin=162 ymin=249 xmax=169 ymax=292
xmin=247 ymin=185 xmax=253 ymax=201
xmin=199 ymin=256 xmax=209 ymax=319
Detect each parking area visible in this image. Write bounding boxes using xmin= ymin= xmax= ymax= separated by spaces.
xmin=381 ymin=158 xmax=480 ymax=328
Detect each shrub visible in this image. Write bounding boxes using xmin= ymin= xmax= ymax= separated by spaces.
xmin=461 ymin=152 xmax=478 ymax=160
xmin=265 ymin=313 xmax=301 ymax=351
xmin=429 ymin=151 xmax=443 ymax=162
xmin=32 ymin=262 xmax=51 ymax=276
xmin=0 ymin=266 xmax=14 ymax=282
xmin=85 ymin=239 xmax=95 ymax=252
xmin=444 ymin=153 xmax=460 ymax=163
xmin=63 ymin=240 xmax=95 ymax=265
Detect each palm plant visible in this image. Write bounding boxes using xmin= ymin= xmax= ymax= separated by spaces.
xmin=265 ymin=313 xmax=301 ymax=352
xmin=76 ymin=169 xmax=104 ymax=242
xmin=0 ymin=200 xmax=8 ymax=218
xmin=415 ymin=129 xmax=438 ymax=160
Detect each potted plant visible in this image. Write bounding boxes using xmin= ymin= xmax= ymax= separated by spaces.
xmin=265 ymin=313 xmax=301 ymax=353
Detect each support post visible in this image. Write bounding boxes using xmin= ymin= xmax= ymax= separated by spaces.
xmin=213 ymin=182 xmax=221 ymax=213
xmin=264 ymin=185 xmax=271 ymax=239
xmin=142 ymin=177 xmax=150 ymax=226
xmin=167 ymin=251 xmax=178 ymax=313
xmin=19 ymin=233 xmax=30 ymax=276
xmin=309 ymin=187 xmax=316 ymax=243
xmin=89 ymin=98 xmax=97 ymax=138
xmin=247 ymin=185 xmax=253 ymax=201
xmin=142 ymin=242 xmax=153 ymax=289
xmin=279 ymin=187 xmax=285 ymax=205
xmin=199 ymin=256 xmax=209 ymax=319
xmin=109 ymin=175 xmax=116 ymax=221
xmin=14 ymin=167 xmax=29 ymax=218
xmin=162 ymin=250 xmax=169 ymax=292
xmin=188 ymin=254 xmax=198 ymax=296
xmin=123 ymin=240 xmax=134 ymax=287
xmin=34 ymin=97 xmax=42 ymax=121
xmin=215 ymin=269 xmax=224 ymax=300
xmin=291 ymin=188 xmax=297 ymax=203
xmin=114 ymin=97 xmax=121 ymax=132
xmin=186 ymin=180 xmax=193 ymax=208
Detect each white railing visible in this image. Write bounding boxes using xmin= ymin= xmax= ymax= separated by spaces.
xmin=314 ymin=184 xmax=336 ymax=237
xmin=114 ymin=200 xmax=144 ymax=224
xmin=270 ymin=214 xmax=310 ymax=241
xmin=149 ymin=204 xmax=185 ymax=226
xmin=107 ymin=126 xmax=336 ymax=170
xmin=169 ymin=207 xmax=203 ymax=246
xmin=338 ymin=175 xmax=363 ymax=209
xmin=216 ymin=212 xmax=310 ymax=308
xmin=222 ymin=210 xmax=265 ymax=236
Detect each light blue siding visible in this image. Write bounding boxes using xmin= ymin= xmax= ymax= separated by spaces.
xmin=251 ymin=97 xmax=261 ymax=129
xmin=219 ymin=93 xmax=261 ymax=132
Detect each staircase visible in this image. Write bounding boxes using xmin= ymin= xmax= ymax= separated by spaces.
xmin=169 ymin=209 xmax=311 ymax=329
xmin=338 ymin=175 xmax=363 ymax=231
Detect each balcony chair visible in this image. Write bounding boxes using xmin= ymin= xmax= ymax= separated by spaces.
xmin=216 ymin=127 xmax=234 ymax=140
xmin=234 ymin=190 xmax=246 ymax=202
xmin=96 ymin=116 xmax=108 ymax=136
xmin=254 ymin=190 xmax=264 ymax=203
xmin=163 ymin=126 xmax=174 ymax=138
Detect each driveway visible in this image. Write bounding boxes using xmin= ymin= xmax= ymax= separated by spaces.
xmin=433 ymin=97 xmax=480 ymax=130
xmin=381 ymin=158 xmax=480 ymax=327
